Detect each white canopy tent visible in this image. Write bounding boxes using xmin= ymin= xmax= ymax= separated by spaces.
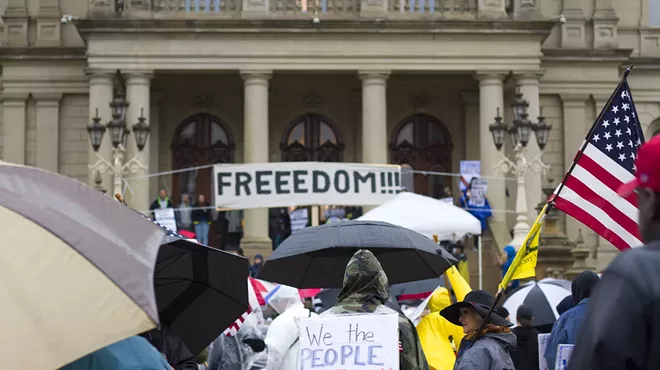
xmin=358 ymin=192 xmax=481 ymax=241
xmin=358 ymin=192 xmax=484 ymax=288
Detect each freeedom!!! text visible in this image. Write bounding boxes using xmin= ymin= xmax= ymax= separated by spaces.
xmin=216 ymin=169 xmax=401 ymax=197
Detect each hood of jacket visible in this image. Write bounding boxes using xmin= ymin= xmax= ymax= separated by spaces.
xmin=571 ymin=270 xmax=600 ymax=304
xmin=336 ymin=249 xmax=389 ymax=311
xmin=267 ymin=285 xmax=304 ymax=315
xmin=482 ymin=331 xmax=517 ymax=351
xmin=428 ymin=288 xmax=451 ymax=313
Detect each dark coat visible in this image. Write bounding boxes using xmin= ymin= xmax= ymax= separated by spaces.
xmin=192 ymin=202 xmax=211 ymax=223
xmin=568 ymin=242 xmax=660 ymax=370
xmin=511 ymin=326 xmax=539 ymax=370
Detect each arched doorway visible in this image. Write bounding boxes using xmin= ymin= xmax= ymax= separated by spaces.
xmin=276 ymin=113 xmax=346 ymax=245
xmin=171 ymin=113 xmax=235 ymax=247
xmin=280 ymin=113 xmax=344 ymax=162
xmin=390 ymin=113 xmax=453 ymax=198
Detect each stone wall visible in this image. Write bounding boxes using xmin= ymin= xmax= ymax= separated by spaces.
xmin=59 ymin=95 xmax=90 ymax=184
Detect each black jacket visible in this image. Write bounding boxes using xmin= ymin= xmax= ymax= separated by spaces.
xmin=192 ymin=202 xmax=211 ymax=223
xmin=142 ymin=328 xmax=198 ymax=370
xmin=568 ymin=241 xmax=660 ymax=370
xmin=511 ymin=326 xmax=539 ymax=370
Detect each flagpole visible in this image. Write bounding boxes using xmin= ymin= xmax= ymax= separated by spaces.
xmin=551 ymin=65 xmax=634 ymax=203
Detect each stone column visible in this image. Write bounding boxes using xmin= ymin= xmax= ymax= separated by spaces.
xmin=476 ymin=73 xmax=506 ymax=223
xmin=149 ymin=91 xmax=163 ymax=201
xmin=560 ymin=0 xmax=588 ymax=48
xmin=360 ymin=71 xmax=389 ymax=213
xmin=87 ymin=70 xmax=115 ymax=188
xmin=34 ymin=93 xmax=62 ymax=172
xmin=3 ymin=0 xmax=29 ymax=47
xmin=2 ymin=93 xmax=28 ymax=164
xmin=560 ymin=94 xmax=588 ymax=242
xmin=359 ymin=71 xmax=389 ymax=165
xmin=593 ymin=0 xmax=618 ymax=48
xmin=240 ymin=71 xmax=272 ymax=259
xmin=35 ymin=0 xmax=61 ymax=47
xmin=125 ymin=71 xmax=153 ymax=213
xmin=517 ymin=72 xmax=544 ymax=223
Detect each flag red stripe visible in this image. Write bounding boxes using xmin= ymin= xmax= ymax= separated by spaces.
xmin=577 ymin=152 xmax=637 ymax=207
xmin=397 ymin=292 xmax=433 ymax=301
xmin=562 ymin=175 xmax=639 ymax=238
xmin=554 ymin=196 xmax=631 ymax=250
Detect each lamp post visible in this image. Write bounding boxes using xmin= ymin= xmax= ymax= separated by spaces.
xmin=87 ymin=85 xmax=150 ymax=197
xmin=489 ymin=92 xmax=552 ymax=249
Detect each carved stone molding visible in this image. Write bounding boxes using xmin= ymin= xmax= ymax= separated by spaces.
xmin=302 ymin=91 xmax=323 ymax=107
xmin=192 ymin=94 xmax=214 ymax=108
xmin=411 ymin=92 xmax=430 ymax=110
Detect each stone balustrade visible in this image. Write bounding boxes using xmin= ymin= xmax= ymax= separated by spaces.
xmin=88 ymin=0 xmax=484 ymax=19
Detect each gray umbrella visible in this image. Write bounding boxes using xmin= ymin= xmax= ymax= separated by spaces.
xmin=0 ymin=162 xmax=165 ymax=370
xmin=258 ymin=220 xmax=457 ymax=288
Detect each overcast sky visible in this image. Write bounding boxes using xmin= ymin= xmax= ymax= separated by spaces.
xmin=652 ymin=0 xmax=660 ymax=26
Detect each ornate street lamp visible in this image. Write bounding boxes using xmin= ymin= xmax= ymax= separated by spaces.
xmin=132 ymin=108 xmax=150 ymax=151
xmin=87 ymin=108 xmax=105 ymax=152
xmin=489 ymin=108 xmax=507 ymax=151
xmin=534 ymin=113 xmax=552 ymax=151
xmin=489 ymin=92 xmax=552 ymax=250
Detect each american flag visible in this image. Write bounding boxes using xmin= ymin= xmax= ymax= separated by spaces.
xmin=553 ymin=77 xmax=645 ymax=250
xmin=223 ymin=278 xmax=261 ymax=336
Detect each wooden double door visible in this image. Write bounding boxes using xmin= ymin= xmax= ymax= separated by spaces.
xmin=171 ymin=113 xmax=235 ymax=248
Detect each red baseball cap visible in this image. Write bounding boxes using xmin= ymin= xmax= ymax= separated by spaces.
xmin=618 ymin=135 xmax=660 ymax=197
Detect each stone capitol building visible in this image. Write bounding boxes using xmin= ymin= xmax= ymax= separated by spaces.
xmin=1 ymin=0 xmax=659 ymax=288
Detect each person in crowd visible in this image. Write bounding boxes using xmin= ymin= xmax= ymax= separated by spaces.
xmin=225 ymin=210 xmax=244 ymax=247
xmin=192 ymin=194 xmax=211 ymax=246
xmin=511 ymin=305 xmax=539 ymax=370
xmin=416 ymin=287 xmax=465 ymax=370
xmin=177 ymin=194 xmax=194 ymax=232
xmin=544 ymin=270 xmax=599 ymax=369
xmin=141 ymin=327 xmax=198 ymax=370
xmin=249 ymin=254 xmax=264 ymax=277
xmin=569 ymin=135 xmax=660 ymax=370
xmin=322 ymin=249 xmax=429 ymax=370
xmin=499 ymin=246 xmax=519 ymax=295
xmin=61 ymin=336 xmax=172 ymax=370
xmin=150 ymin=189 xmax=174 ymax=215
xmin=264 ymin=285 xmax=317 ymax=370
xmin=494 ymin=306 xmax=510 ymax=322
xmin=207 ymin=308 xmax=267 ymax=370
xmin=440 ymin=290 xmax=516 ymax=370
xmin=555 ymin=296 xmax=574 ymax=316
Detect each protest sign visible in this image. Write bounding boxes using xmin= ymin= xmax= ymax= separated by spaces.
xmin=298 ymin=313 xmax=399 ymax=370
xmin=213 ymin=162 xmax=402 ymax=209
xmin=538 ymin=333 xmax=550 ymax=370
xmin=459 ymin=161 xmax=480 ymax=191
xmin=468 ymin=178 xmax=488 ymax=207
xmin=554 ymin=344 xmax=574 ymax=370
xmin=154 ymin=208 xmax=177 ymax=232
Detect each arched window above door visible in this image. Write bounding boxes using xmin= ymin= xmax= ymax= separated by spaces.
xmin=281 ymin=113 xmax=344 ymax=162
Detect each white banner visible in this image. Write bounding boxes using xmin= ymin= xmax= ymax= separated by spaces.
xmin=298 ymin=313 xmax=399 ymax=370
xmin=213 ymin=162 xmax=402 ymax=209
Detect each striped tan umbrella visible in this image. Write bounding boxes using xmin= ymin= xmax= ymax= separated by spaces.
xmin=0 ymin=162 xmax=166 ymax=369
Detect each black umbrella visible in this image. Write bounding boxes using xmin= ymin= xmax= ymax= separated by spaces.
xmin=258 ymin=220 xmax=457 ymax=288
xmin=315 ymin=289 xmax=402 ymax=313
xmin=390 ymin=277 xmax=446 ymax=301
xmin=149 ymin=221 xmax=250 ymax=355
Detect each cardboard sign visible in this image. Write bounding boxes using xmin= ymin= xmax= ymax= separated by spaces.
xmin=298 ymin=313 xmax=399 ymax=370
xmin=459 ymin=161 xmax=480 ymax=191
xmin=154 ymin=208 xmax=177 ymax=232
xmin=468 ymin=178 xmax=488 ymax=207
xmin=538 ymin=333 xmax=550 ymax=370
xmin=213 ymin=162 xmax=402 ymax=209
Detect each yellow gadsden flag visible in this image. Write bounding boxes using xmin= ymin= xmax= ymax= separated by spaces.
xmin=498 ymin=203 xmax=549 ymax=292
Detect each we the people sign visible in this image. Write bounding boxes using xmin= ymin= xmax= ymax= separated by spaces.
xmin=213 ymin=162 xmax=402 ymax=209
xmin=297 ymin=313 xmax=399 ymax=370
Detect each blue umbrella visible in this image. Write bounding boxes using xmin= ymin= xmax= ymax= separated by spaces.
xmin=61 ymin=336 xmax=170 ymax=370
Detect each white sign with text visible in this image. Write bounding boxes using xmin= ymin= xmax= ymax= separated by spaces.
xmin=213 ymin=162 xmax=402 ymax=209
xmin=154 ymin=208 xmax=177 ymax=232
xmin=538 ymin=333 xmax=550 ymax=370
xmin=298 ymin=313 xmax=399 ymax=370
